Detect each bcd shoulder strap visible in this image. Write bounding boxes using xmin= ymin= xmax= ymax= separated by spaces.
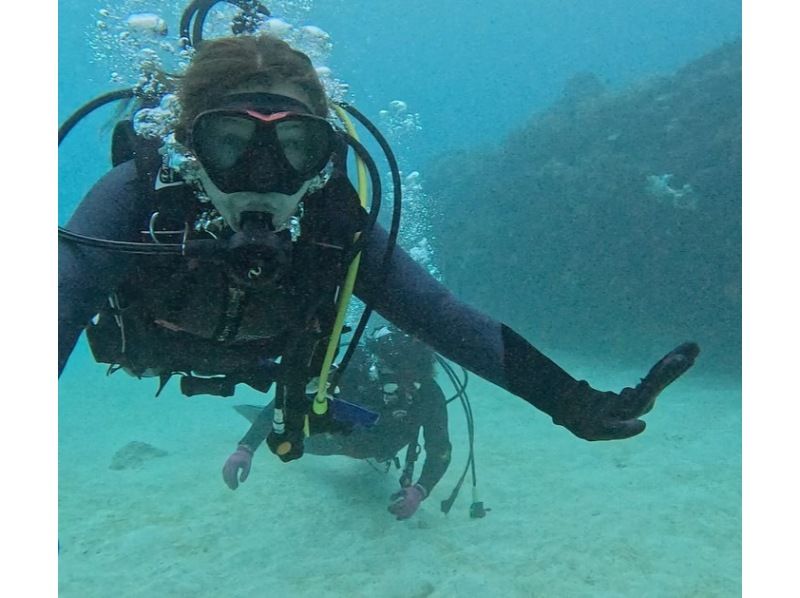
xmin=111 ymin=119 xmax=162 ymax=179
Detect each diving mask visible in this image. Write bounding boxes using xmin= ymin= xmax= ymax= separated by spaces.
xmin=188 ymin=94 xmax=336 ymax=196
xmin=187 ymin=93 xmax=336 ymax=232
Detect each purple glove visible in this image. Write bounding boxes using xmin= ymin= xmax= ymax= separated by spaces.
xmin=222 ymin=445 xmax=253 ymax=490
xmin=388 ymin=484 xmax=427 ymax=520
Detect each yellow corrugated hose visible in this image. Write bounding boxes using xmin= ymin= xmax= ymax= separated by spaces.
xmin=306 ymin=103 xmax=369 ymax=434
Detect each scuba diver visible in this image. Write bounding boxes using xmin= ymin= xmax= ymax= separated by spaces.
xmin=58 ymin=20 xmax=700 ymax=476
xmin=227 ymin=325 xmax=452 ymax=520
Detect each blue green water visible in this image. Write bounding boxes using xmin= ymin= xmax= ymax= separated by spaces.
xmin=59 ymin=1 xmax=741 ymax=596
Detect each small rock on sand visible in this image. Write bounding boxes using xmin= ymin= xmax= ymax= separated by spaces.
xmin=109 ymin=441 xmax=168 ymax=470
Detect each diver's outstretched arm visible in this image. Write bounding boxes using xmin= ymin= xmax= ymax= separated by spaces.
xmin=356 ymin=225 xmax=699 ymax=441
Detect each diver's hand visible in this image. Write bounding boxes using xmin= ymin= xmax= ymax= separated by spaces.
xmin=388 ymin=484 xmax=427 ymax=520
xmin=222 ymin=445 xmax=253 ymax=490
xmin=554 ymin=342 xmax=700 ymax=441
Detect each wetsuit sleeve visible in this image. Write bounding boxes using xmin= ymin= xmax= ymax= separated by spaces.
xmin=58 ymin=161 xmax=151 ymax=375
xmin=355 ymin=225 xmax=504 ymax=384
xmin=415 ymin=380 xmax=451 ymax=494
xmin=355 ymin=225 xmax=582 ymax=421
xmin=239 ymin=401 xmax=275 ymax=452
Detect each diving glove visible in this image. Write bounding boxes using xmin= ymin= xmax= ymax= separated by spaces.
xmin=222 ymin=444 xmax=253 ymax=490
xmin=388 ymin=484 xmax=427 ymax=520
xmin=552 ymin=342 xmax=700 ymax=440
xmin=501 ymin=325 xmax=699 ymax=441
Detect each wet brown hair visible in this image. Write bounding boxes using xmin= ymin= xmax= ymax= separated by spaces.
xmin=175 ymin=35 xmax=329 ymax=142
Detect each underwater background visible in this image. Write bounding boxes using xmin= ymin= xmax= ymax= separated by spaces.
xmin=58 ymin=1 xmax=742 ymax=596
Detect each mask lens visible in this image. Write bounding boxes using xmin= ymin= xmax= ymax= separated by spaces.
xmin=276 ymin=118 xmax=332 ymax=176
xmin=193 ymin=114 xmax=257 ymax=170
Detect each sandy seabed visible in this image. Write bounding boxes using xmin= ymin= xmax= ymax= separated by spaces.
xmin=59 ymin=340 xmax=740 ymax=597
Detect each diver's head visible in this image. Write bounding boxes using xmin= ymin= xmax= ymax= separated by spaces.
xmin=176 ymin=35 xmax=333 ymax=231
xmin=367 ymin=326 xmax=436 ymax=386
xmin=177 ymin=35 xmax=329 ymax=134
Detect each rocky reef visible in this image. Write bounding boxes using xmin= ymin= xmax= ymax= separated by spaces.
xmin=426 ymin=41 xmax=741 ymax=374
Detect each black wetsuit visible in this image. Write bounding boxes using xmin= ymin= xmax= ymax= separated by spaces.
xmin=59 ymin=160 xmax=581 ymax=425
